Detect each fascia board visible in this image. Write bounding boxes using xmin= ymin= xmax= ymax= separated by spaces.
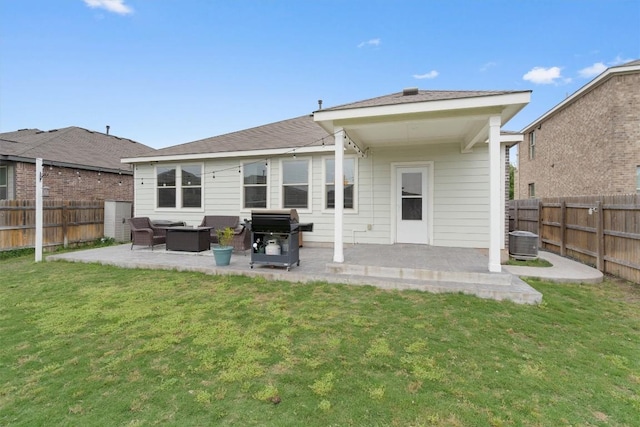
xmin=314 ymin=91 xmax=532 ymax=124
xmin=521 ymin=64 xmax=640 ymax=132
xmin=121 ymin=145 xmax=335 ymax=164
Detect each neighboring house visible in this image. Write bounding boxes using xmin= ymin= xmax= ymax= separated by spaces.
xmin=123 ymin=88 xmax=531 ymax=272
xmin=517 ymin=59 xmax=640 ymax=199
xmin=0 ymin=126 xmax=155 ymax=201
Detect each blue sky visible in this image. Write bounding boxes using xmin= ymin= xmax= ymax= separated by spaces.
xmin=1 ymin=0 xmax=638 ymax=150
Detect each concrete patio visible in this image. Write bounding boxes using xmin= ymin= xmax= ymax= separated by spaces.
xmin=46 ymin=243 xmax=555 ymax=304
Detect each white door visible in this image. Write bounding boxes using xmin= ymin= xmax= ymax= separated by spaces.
xmin=396 ymin=166 xmax=429 ymax=244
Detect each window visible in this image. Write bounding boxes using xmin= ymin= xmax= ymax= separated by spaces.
xmin=156 ymin=164 xmax=202 ymax=208
xmin=181 ymin=165 xmax=202 ymax=208
xmin=325 ymin=157 xmax=355 ymax=209
xmin=282 ymin=159 xmax=309 ymax=209
xmin=528 ymin=183 xmax=535 ymax=199
xmin=243 ymin=161 xmax=268 ymax=208
xmin=528 ymin=131 xmax=535 ymax=160
xmin=637 ymin=166 xmax=640 ymax=193
xmin=0 ymin=166 xmax=7 ymax=200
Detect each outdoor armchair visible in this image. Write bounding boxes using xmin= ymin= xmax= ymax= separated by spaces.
xmin=128 ymin=217 xmax=167 ymax=250
xmin=199 ymin=215 xmax=250 ymax=252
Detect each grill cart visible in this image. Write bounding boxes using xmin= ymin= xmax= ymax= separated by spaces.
xmin=249 ymin=209 xmax=312 ymax=271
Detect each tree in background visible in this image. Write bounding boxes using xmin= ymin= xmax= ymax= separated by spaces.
xmin=509 ymin=164 xmax=516 ymax=200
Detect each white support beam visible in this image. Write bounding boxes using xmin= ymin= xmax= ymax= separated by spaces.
xmin=461 ymin=122 xmax=489 ymax=153
xmin=333 ymin=127 xmax=345 ymax=263
xmin=488 ymin=116 xmax=502 ymax=272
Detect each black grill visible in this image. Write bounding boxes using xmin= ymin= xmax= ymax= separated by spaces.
xmin=250 ymin=209 xmax=300 ymax=233
xmin=249 ymin=209 xmax=312 ymax=271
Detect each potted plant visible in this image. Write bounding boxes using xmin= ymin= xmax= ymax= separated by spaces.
xmin=212 ymin=227 xmax=234 ymax=266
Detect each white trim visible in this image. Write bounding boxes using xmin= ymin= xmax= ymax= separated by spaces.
xmin=280 ymin=156 xmax=312 ymax=214
xmin=390 ymin=161 xmax=434 ymax=245
xmin=314 ymin=92 xmax=532 ymax=124
xmin=122 ymin=145 xmax=335 ymax=164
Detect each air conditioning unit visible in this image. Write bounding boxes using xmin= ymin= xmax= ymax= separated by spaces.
xmin=509 ymin=231 xmax=538 ymax=259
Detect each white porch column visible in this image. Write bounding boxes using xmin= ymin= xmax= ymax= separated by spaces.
xmin=333 ymin=127 xmax=345 ymax=262
xmin=488 ymin=116 xmax=502 ymax=272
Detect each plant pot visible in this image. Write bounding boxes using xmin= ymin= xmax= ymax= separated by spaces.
xmin=212 ymin=246 xmax=233 ymax=266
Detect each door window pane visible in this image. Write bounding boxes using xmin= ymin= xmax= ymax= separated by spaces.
xmin=402 ymin=199 xmax=422 ymax=220
xmin=401 ymin=172 xmax=422 ymax=220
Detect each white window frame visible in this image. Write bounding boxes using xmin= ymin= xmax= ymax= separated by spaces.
xmin=528 ymin=183 xmax=535 ymax=199
xmin=529 ymin=131 xmax=535 ymax=160
xmin=636 ymin=166 xmax=640 ymax=193
xmin=155 ymin=163 xmax=204 ymax=211
xmin=280 ymin=157 xmax=312 ymax=213
xmin=322 ymin=155 xmax=358 ymax=213
xmin=241 ymin=160 xmax=269 ymax=211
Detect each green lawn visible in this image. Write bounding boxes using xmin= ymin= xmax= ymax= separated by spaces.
xmin=1 ymin=255 xmax=639 ymax=426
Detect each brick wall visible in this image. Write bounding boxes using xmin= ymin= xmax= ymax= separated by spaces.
xmin=15 ymin=162 xmax=134 ymax=201
xmin=518 ymin=71 xmax=640 ymax=198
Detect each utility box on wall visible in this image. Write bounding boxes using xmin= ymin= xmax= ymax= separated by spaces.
xmin=104 ymin=200 xmax=132 ymax=242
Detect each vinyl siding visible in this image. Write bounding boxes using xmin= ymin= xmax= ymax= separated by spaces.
xmin=131 ymin=142 xmax=498 ymax=249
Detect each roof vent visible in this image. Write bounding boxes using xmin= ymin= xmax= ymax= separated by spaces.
xmin=402 ymin=87 xmax=419 ymax=96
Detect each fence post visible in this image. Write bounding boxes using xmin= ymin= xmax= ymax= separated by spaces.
xmin=560 ymin=200 xmax=567 ymax=257
xmin=596 ymin=200 xmax=604 ymax=272
xmin=537 ymin=199 xmax=543 ymax=248
xmin=513 ymin=201 xmax=519 ymax=230
xmin=62 ymin=202 xmax=68 ymax=248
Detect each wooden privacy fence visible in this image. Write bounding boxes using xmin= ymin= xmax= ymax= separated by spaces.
xmin=510 ymin=194 xmax=640 ymax=284
xmin=0 ymin=200 xmax=105 ymax=251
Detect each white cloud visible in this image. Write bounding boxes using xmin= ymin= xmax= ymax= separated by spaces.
xmin=83 ymin=0 xmax=133 ymax=15
xmin=480 ymin=61 xmax=497 ymax=72
xmin=522 ymin=66 xmax=570 ymax=85
xmin=357 ymin=38 xmax=380 ymax=48
xmin=610 ymin=55 xmax=634 ymax=66
xmin=413 ymin=70 xmax=439 ymax=80
xmin=578 ymin=62 xmax=607 ymax=78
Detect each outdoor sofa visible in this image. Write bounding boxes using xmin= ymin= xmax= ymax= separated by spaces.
xmin=199 ymin=215 xmax=250 ymax=252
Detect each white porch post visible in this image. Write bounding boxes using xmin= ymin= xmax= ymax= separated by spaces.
xmin=488 ymin=116 xmax=502 ymax=272
xmin=333 ymin=127 xmax=345 ymax=262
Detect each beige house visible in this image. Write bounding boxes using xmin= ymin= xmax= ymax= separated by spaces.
xmin=517 ymin=59 xmax=640 ymax=198
xmin=123 ymin=89 xmax=531 ymax=273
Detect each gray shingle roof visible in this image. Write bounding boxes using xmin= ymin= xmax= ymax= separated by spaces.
xmin=0 ymin=126 xmax=155 ymax=171
xmin=145 ymin=90 xmax=527 ymax=159
xmin=151 ymin=114 xmax=331 ymax=157
xmin=320 ymin=90 xmax=525 ymax=112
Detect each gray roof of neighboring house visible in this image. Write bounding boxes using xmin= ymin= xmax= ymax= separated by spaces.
xmin=0 ymin=126 xmax=155 ymax=171
xmin=144 ymin=90 xmax=526 ymax=159
xmin=151 ymin=114 xmax=331 ymax=157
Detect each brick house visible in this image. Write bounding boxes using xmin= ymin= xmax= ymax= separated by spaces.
xmin=517 ymin=59 xmax=640 ymax=198
xmin=0 ymin=127 xmax=154 ymax=201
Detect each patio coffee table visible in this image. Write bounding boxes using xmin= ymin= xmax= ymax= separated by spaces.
xmin=165 ymin=226 xmax=212 ymax=252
